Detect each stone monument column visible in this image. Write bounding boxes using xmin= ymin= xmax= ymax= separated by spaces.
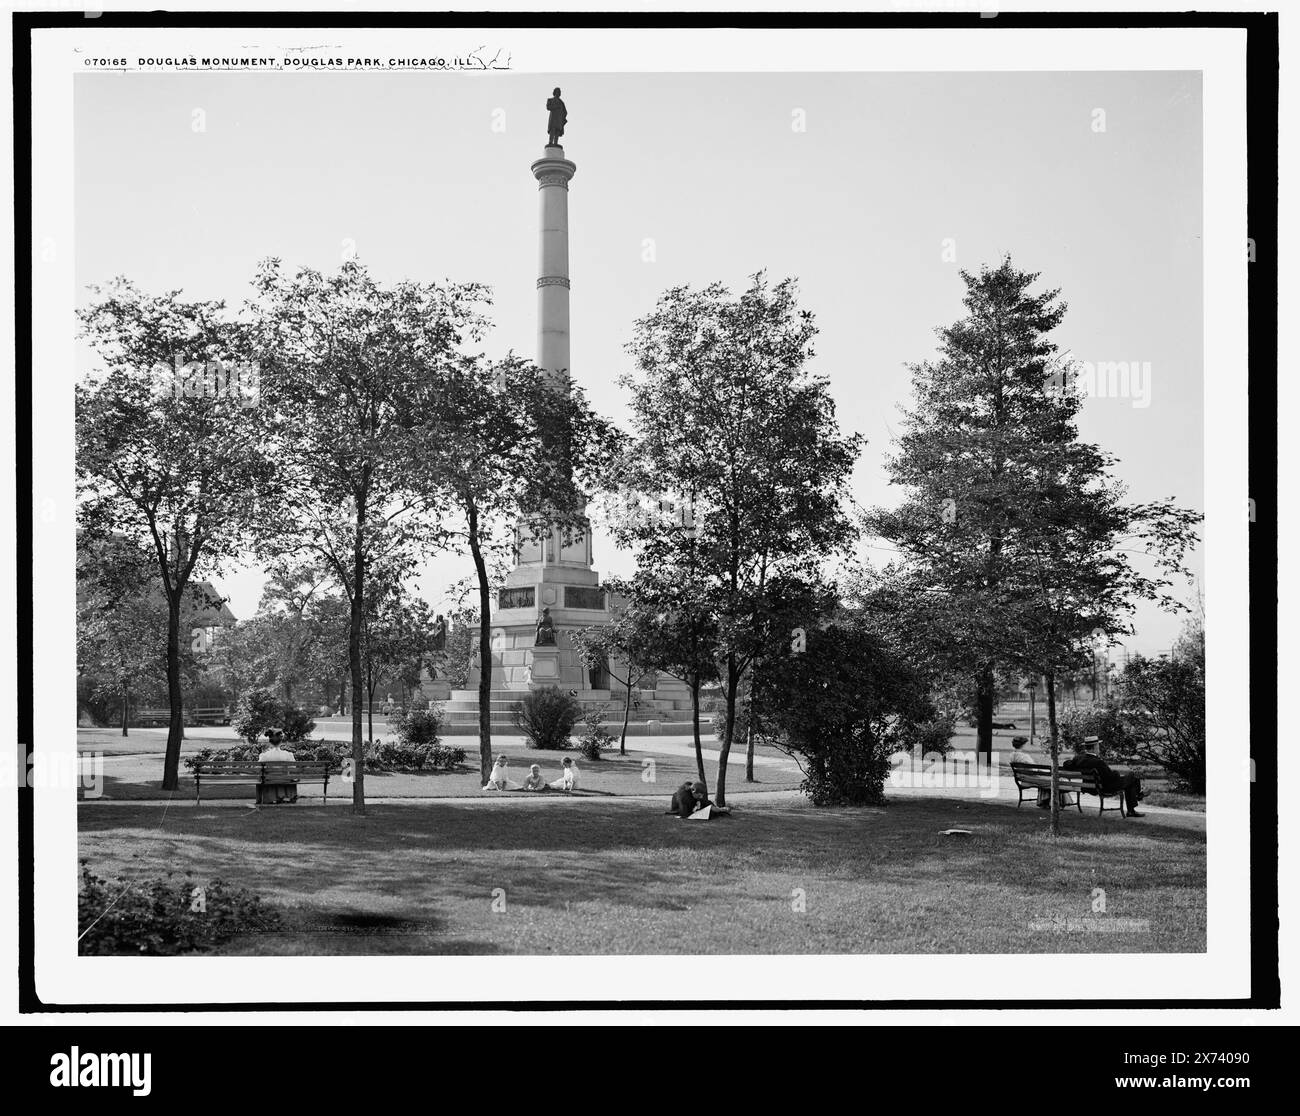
xmin=455 ymin=131 xmax=612 ymax=705
xmin=531 ymin=146 xmax=577 ymax=388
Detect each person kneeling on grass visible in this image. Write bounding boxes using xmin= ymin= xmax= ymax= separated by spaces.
xmin=520 ymin=764 xmax=549 ymax=792
xmin=549 ymin=756 xmax=579 ymax=793
xmin=666 ymin=780 xmax=732 ymax=819
xmin=482 ymin=755 xmax=512 ymax=792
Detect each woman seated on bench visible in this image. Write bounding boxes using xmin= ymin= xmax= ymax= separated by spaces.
xmin=1009 ymin=738 xmax=1052 ymax=808
xmin=257 ymin=730 xmax=297 ymax=804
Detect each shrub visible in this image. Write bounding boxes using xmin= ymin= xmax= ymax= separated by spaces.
xmin=755 ymin=622 xmax=936 ymax=807
xmin=1119 ymin=645 xmax=1205 ymax=793
xmin=368 ymin=739 xmax=460 ymax=771
xmin=511 ymin=686 xmax=582 ymax=750
xmin=78 ymin=863 xmax=279 ymax=955
xmin=389 ymin=706 xmax=443 ymax=749
xmin=900 ymin=715 xmax=956 ymax=757
xmin=281 ymin=704 xmax=316 ymax=742
xmin=576 ymin=706 xmax=615 ymax=761
xmin=230 ymin=688 xmax=315 ymax=743
xmin=184 ymin=738 xmax=464 ymax=774
xmin=1057 ymin=703 xmax=1138 ymax=760
xmin=183 ymin=743 xmax=260 ymax=771
xmin=428 ymin=743 xmax=467 ymax=769
xmin=230 ymin=688 xmax=282 ymax=743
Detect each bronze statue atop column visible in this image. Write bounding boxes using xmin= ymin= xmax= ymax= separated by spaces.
xmin=546 ymin=87 xmax=567 ymax=146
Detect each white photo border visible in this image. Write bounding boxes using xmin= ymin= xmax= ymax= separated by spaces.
xmin=26 ymin=20 xmax=1250 ymax=1007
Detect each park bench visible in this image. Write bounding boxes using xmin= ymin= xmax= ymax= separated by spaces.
xmin=1010 ymin=763 xmax=1127 ymax=817
xmin=189 ymin=706 xmax=230 ymax=725
xmin=192 ymin=760 xmax=337 ymax=804
xmin=133 ymin=708 xmax=172 ymax=726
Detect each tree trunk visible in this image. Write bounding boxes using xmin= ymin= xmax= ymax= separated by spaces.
xmin=716 ymin=653 xmax=739 ymax=807
xmin=620 ymin=675 xmax=632 ymax=756
xmin=161 ymin=594 xmax=183 ymax=790
xmin=745 ymin=677 xmax=756 ymax=782
xmin=691 ymin=676 xmax=705 ymax=782
xmin=1046 ymin=668 xmax=1061 ymax=837
xmin=468 ymin=501 xmax=493 ymax=786
xmin=121 ymin=687 xmax=129 ymax=737
xmin=349 ymin=528 xmax=367 ymax=816
xmin=975 ymin=662 xmax=995 ymax=769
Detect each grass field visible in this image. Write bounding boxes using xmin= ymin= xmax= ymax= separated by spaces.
xmin=78 ymin=794 xmax=1206 ymax=955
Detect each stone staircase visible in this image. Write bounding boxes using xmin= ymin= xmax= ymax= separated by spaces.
xmin=441 ymin=678 xmax=699 ymax=729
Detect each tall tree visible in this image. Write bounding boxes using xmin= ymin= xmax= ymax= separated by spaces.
xmin=250 ymin=561 xmax=335 ymax=704
xmin=411 ymin=352 xmax=615 ymax=785
xmin=249 ymin=259 xmax=486 ymax=814
xmin=76 ymin=280 xmax=272 ymax=788
xmin=605 ymin=571 xmax=721 ymax=782
xmin=620 ymin=274 xmax=862 ymax=805
xmin=992 ymin=454 xmax=1198 ymax=833
xmin=867 ymin=258 xmax=1199 ymax=830
xmin=571 ymin=597 xmax=662 ymax=757
xmin=866 ymin=259 xmax=1071 ymax=765
xmin=361 ymin=582 xmax=439 ymax=743
xmin=76 ymin=532 xmax=169 ymax=736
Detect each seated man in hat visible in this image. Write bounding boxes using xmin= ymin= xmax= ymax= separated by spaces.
xmin=1062 ymin=737 xmax=1146 ymax=817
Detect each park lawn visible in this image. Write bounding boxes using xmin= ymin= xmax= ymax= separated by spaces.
xmin=80 ymin=725 xmax=804 ymax=801
xmin=87 ymin=745 xmax=803 ymax=801
xmin=77 ymin=795 xmax=1205 ymax=956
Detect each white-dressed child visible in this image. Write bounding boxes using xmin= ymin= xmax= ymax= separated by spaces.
xmin=549 ymin=756 xmax=579 ymax=793
xmin=520 ymin=764 xmax=548 ymax=791
xmin=482 ymin=755 xmax=511 ymax=791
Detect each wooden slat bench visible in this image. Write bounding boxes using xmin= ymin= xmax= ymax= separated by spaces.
xmin=1010 ymin=763 xmax=1127 ymax=817
xmin=192 ymin=760 xmax=336 ymax=804
xmin=134 ymin=708 xmax=172 ymax=726
xmin=189 ymin=706 xmax=230 ymax=725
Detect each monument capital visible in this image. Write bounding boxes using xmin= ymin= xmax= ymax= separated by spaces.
xmin=531 ymin=150 xmax=577 ymax=189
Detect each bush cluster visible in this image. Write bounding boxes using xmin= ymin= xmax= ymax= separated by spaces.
xmin=230 ymin=687 xmax=316 ymax=743
xmin=576 ymin=706 xmax=615 ymax=761
xmin=511 ymin=686 xmax=582 ymax=750
xmin=1057 ymin=703 xmax=1139 ymax=759
xmin=900 ymin=715 xmax=957 ymax=757
xmin=183 ymin=738 xmax=465 ymax=773
xmin=388 ymin=706 xmax=442 ymax=748
xmin=78 ymin=863 xmax=280 ymax=955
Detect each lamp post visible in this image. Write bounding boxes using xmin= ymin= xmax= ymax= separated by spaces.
xmin=1028 ymin=678 xmax=1038 ymax=748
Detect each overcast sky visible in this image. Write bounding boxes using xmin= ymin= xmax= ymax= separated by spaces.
xmin=76 ymin=69 xmax=1203 ymax=655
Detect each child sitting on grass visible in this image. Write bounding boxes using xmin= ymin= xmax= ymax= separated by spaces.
xmin=482 ymin=755 xmax=512 ymax=791
xmin=520 ymin=764 xmax=549 ymax=791
xmin=548 ymin=756 xmax=579 ymax=793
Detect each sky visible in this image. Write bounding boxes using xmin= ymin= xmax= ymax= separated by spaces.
xmin=75 ymin=69 xmax=1204 ymax=655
